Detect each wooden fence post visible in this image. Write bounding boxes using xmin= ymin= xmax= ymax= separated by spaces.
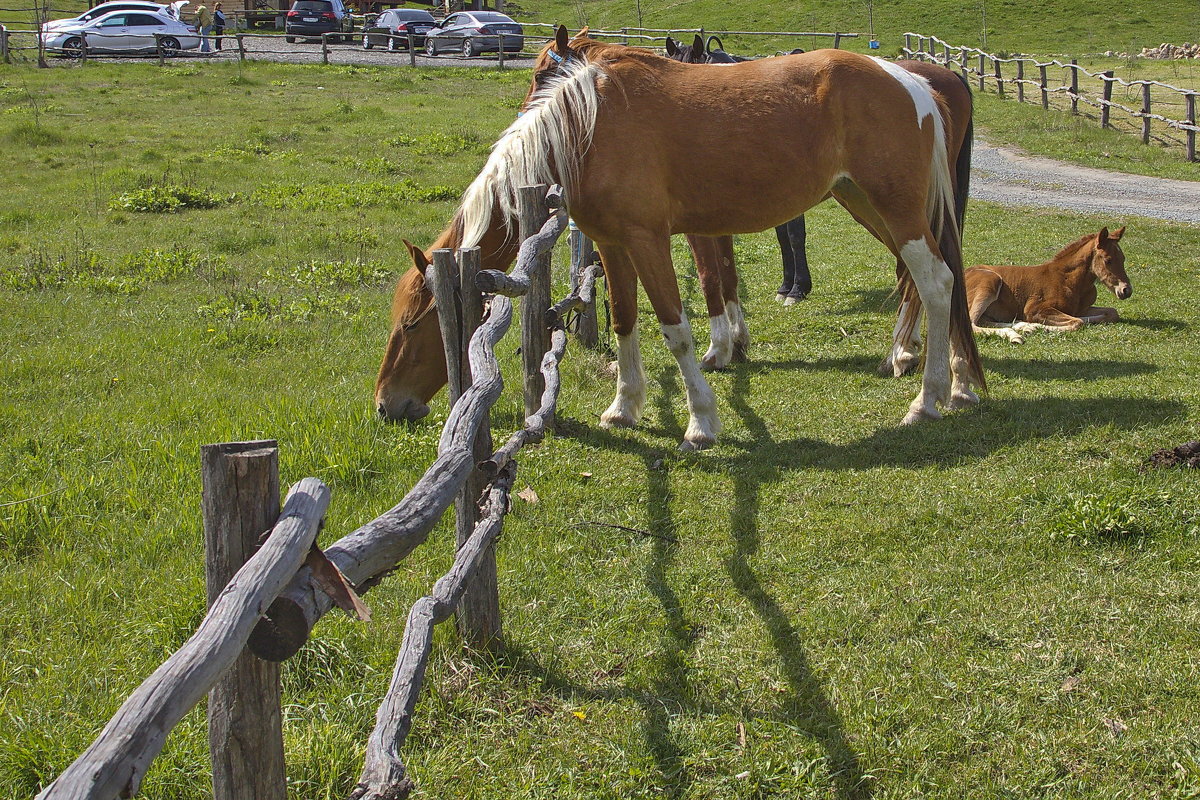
xmin=201 ymin=441 xmax=287 ymax=800
xmin=79 ymin=31 xmax=88 ymax=63
xmin=994 ymin=57 xmax=1004 ymax=98
xmin=1016 ymin=59 xmax=1024 ymax=103
xmin=960 ymin=47 xmax=968 ymax=78
xmin=497 ymin=32 xmax=505 ymax=68
xmin=321 ymin=32 xmax=329 ymax=64
xmin=903 ymin=33 xmax=911 ymax=54
xmin=942 ymin=42 xmax=950 ymax=65
xmin=428 ymin=250 xmax=502 ymax=651
xmin=978 ymin=53 xmax=985 ymax=91
xmin=832 ymin=32 xmax=841 ymax=49
xmin=1101 ymin=71 xmax=1113 ymax=128
xmin=237 ymin=33 xmax=246 ymax=61
xmin=517 ymin=184 xmax=553 ymax=424
xmin=1070 ymin=59 xmax=1079 ymax=115
xmin=1187 ymin=93 xmax=1197 ymax=162
xmin=1141 ymin=82 xmax=1152 ymax=144
xmin=568 ymin=224 xmax=600 ymax=349
xmin=408 ymin=31 xmax=415 ymax=66
xmin=1039 ymin=64 xmax=1048 ymax=109
xmin=156 ymin=33 xmax=165 ymax=66
xmin=3 ymin=27 xmax=11 ymax=64
xmin=455 ymin=246 xmax=501 ymax=649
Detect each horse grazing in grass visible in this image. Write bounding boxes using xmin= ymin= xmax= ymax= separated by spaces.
xmin=378 ymin=27 xmax=985 ymax=450
xmin=967 ymin=226 xmax=1131 ymax=343
xmin=664 ymin=34 xmax=814 ymax=310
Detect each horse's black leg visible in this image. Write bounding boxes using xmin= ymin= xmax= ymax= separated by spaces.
xmin=784 ymin=215 xmax=811 ymax=303
xmin=775 ymin=224 xmax=795 ymax=301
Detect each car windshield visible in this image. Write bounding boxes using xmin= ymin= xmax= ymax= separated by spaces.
xmin=471 ymin=12 xmax=514 ymax=22
xmin=392 ymin=10 xmax=432 ymax=20
xmin=292 ymin=0 xmax=331 ymax=11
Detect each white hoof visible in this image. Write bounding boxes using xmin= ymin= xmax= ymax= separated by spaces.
xmin=775 ymin=292 xmax=788 ymax=303
xmin=679 ymin=434 xmax=715 ymax=452
xmin=947 ymin=388 xmax=979 ymax=411
xmin=902 ymin=403 xmax=942 ymax=425
xmin=782 ymin=296 xmax=798 ymax=307
xmin=600 ymin=410 xmax=637 ymax=429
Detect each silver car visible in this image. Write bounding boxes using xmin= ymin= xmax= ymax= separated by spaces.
xmin=41 ymin=9 xmax=201 ymax=56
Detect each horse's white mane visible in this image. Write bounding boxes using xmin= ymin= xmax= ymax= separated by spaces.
xmin=458 ymin=57 xmax=605 ymax=248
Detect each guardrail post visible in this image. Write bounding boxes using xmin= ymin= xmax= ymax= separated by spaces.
xmin=408 ymin=31 xmax=415 ymax=65
xmin=517 ymin=184 xmax=553 ymax=423
xmin=994 ymin=57 xmax=1004 ymax=97
xmin=1186 ymin=93 xmax=1196 ymax=162
xmin=1039 ymin=64 xmax=1048 ymax=109
xmin=1070 ymin=59 xmax=1079 ymax=114
xmin=568 ymin=225 xmax=600 ymax=349
xmin=237 ymin=32 xmax=245 ymax=61
xmin=1141 ymin=82 xmax=1152 ymax=144
xmin=321 ymin=32 xmax=329 ymax=64
xmin=201 ymin=441 xmax=287 ymax=800
xmin=1101 ymin=71 xmax=1113 ymax=128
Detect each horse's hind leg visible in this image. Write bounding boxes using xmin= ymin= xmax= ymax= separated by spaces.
xmin=716 ymin=235 xmax=750 ymax=362
xmin=687 ymin=234 xmax=735 ymax=371
xmin=633 ymin=231 xmax=721 ymax=450
xmin=880 ymin=261 xmax=923 ymax=376
xmin=596 ymin=244 xmax=646 ymax=429
xmin=775 ymin=224 xmax=796 ymax=302
xmin=894 ymin=231 xmax=955 ymax=423
xmin=782 ymin=215 xmax=811 ymax=305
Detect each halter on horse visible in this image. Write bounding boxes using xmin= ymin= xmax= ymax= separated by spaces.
xmin=378 ymin=29 xmax=985 ymax=450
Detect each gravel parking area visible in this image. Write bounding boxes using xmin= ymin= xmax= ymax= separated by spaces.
xmin=191 ymin=35 xmax=538 ymax=68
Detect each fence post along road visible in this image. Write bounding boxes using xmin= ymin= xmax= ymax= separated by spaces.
xmin=35 ymin=184 xmax=609 ymax=800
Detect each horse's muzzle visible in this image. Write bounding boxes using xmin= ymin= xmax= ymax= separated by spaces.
xmin=1115 ymin=283 xmax=1132 ymax=300
xmin=376 ymin=397 xmax=431 ymax=422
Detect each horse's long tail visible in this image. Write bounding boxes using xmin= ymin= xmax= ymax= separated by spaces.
xmin=953 ymin=72 xmax=973 ymax=234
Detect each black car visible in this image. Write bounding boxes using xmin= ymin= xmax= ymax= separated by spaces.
xmin=284 ymin=0 xmax=352 ymax=43
xmin=423 ymin=11 xmax=523 ymax=57
xmin=360 ymin=7 xmax=435 ymax=51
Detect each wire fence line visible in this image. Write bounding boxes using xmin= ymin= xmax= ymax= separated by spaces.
xmin=903 ymin=32 xmax=1199 ymax=162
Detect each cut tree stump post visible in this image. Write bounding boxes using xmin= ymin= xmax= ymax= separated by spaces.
xmin=568 ymin=225 xmax=600 ymax=349
xmin=1070 ymin=59 xmax=1079 ymax=114
xmin=1141 ymin=82 xmax=1152 ymax=144
xmin=517 ymin=185 xmax=553 ymax=424
xmin=1186 ymin=93 xmax=1196 ymax=162
xmin=1016 ymin=59 xmax=1025 ymax=103
xmin=201 ymin=441 xmax=287 ymax=800
xmin=1040 ymin=64 xmax=1049 ymax=109
xmin=1101 ymin=71 xmax=1113 ymax=128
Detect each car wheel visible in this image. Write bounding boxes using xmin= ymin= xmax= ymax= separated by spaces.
xmin=160 ymin=36 xmax=181 ymax=55
xmin=425 ymin=38 xmax=436 ymax=56
xmin=461 ymin=37 xmax=477 ymax=57
xmin=61 ymin=36 xmax=83 ymax=58
xmin=362 ymin=33 xmax=371 ymax=49
xmin=285 ymin=35 xmax=295 ymax=43
xmin=387 ymin=35 xmax=398 ymax=52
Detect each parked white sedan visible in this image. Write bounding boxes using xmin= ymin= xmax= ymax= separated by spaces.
xmin=41 ymin=9 xmax=201 ymax=56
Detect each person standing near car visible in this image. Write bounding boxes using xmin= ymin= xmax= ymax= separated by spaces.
xmin=196 ymin=2 xmax=212 ymax=52
xmin=212 ymin=2 xmax=225 ymax=50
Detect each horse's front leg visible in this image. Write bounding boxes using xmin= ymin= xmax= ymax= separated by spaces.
xmin=781 ymin=215 xmax=811 ymax=305
xmin=595 ymin=244 xmax=646 ymax=429
xmin=1078 ymin=306 xmax=1121 ymax=324
xmin=1026 ymin=306 xmax=1086 ymax=331
xmin=636 ymin=232 xmax=721 ymax=450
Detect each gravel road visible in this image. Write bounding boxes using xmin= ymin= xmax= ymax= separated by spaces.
xmin=971 ymin=143 xmax=1200 ymax=225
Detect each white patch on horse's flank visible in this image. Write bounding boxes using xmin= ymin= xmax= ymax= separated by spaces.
xmin=661 ymin=314 xmax=721 ymax=447
xmin=601 ymin=327 xmax=647 ymax=427
xmin=871 ymin=57 xmax=937 ymax=123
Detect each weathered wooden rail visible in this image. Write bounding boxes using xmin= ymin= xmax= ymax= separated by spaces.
xmin=36 ymin=184 xmax=605 ymax=800
xmin=904 ymin=32 xmax=1200 ymax=162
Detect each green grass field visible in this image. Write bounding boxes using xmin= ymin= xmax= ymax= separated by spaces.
xmin=2 ymin=58 xmax=1200 ymax=800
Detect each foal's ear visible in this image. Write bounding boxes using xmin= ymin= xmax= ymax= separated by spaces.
xmin=665 ymin=36 xmax=678 ymax=56
xmin=402 ymin=239 xmax=430 ymax=276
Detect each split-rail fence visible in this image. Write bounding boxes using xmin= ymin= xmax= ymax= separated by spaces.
xmin=34 ymin=184 xmax=605 ymax=800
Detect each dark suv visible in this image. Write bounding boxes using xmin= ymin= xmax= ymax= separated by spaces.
xmin=285 ymin=0 xmax=352 ymax=43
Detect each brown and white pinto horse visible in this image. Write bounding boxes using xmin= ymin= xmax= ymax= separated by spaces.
xmin=379 ymin=28 xmax=985 ymax=449
xmin=967 ymin=226 xmax=1131 ymax=343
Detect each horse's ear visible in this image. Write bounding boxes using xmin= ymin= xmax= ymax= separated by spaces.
xmin=692 ymin=34 xmax=704 ymax=52
xmin=1098 ymin=227 xmax=1110 ymax=242
xmin=554 ymin=24 xmax=570 ymax=55
xmin=1110 ymin=226 xmax=1126 ymax=241
xmin=665 ymin=36 xmax=678 ymax=56
xmin=403 ymin=239 xmax=430 ymax=276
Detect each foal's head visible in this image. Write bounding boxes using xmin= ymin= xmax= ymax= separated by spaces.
xmin=374 ymin=242 xmax=445 ymax=422
xmin=1090 ymin=226 xmax=1132 ymax=300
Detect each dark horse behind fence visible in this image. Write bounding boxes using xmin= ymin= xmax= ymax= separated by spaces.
xmin=665 ymin=33 xmax=814 ymax=308
xmin=377 ymin=28 xmax=984 ymax=451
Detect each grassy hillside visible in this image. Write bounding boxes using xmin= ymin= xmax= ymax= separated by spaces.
xmin=3 ymin=61 xmax=1200 ymax=799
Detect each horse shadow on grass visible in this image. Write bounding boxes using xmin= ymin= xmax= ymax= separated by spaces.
xmin=546 ymin=362 xmax=1183 ymax=797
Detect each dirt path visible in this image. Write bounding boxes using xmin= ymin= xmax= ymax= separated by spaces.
xmin=971 ymin=143 xmax=1200 ymax=224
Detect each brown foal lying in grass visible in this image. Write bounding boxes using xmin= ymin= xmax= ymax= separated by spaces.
xmin=967 ymin=226 xmax=1131 ymax=343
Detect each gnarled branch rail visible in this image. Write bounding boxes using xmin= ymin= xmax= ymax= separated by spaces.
xmin=475 ymin=187 xmax=567 ymax=297
xmin=484 ymin=328 xmax=569 ymax=477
